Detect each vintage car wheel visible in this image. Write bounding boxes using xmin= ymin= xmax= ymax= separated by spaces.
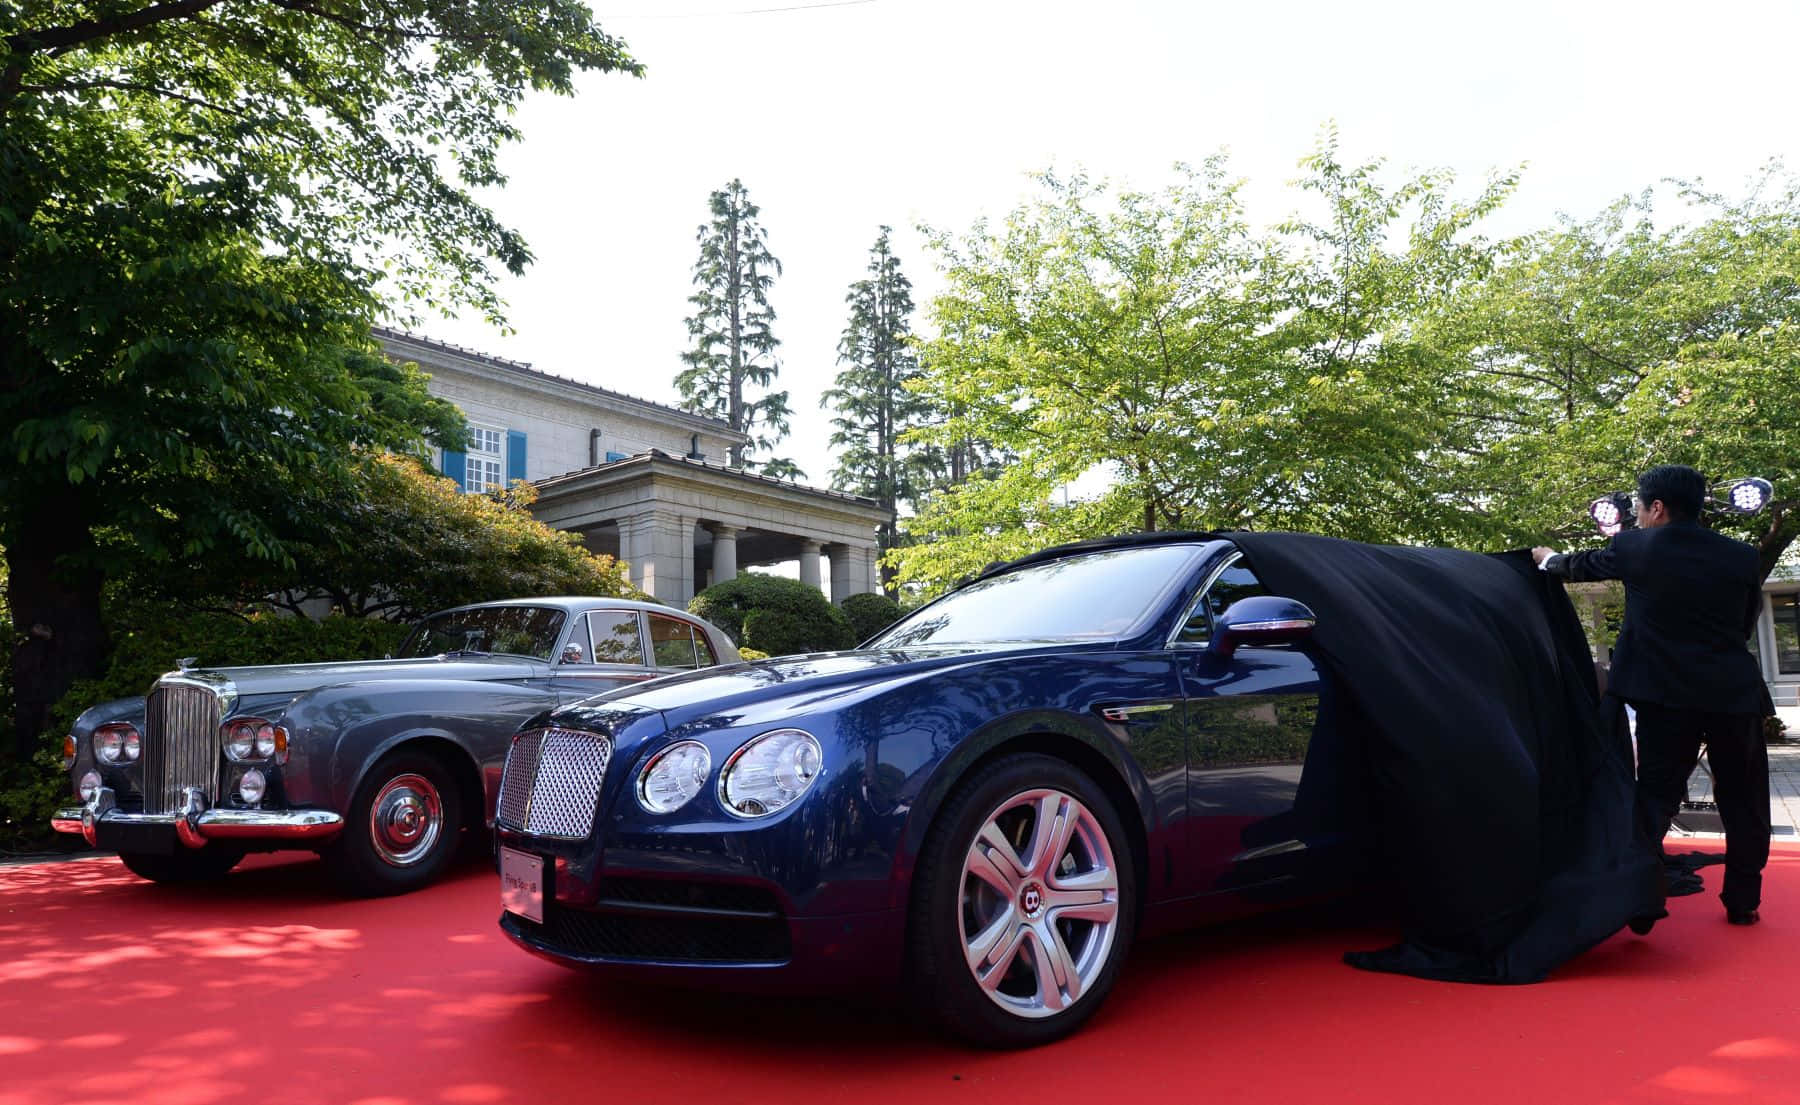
xmin=119 ymin=846 xmax=245 ymax=884
xmin=327 ymin=751 xmax=464 ymax=897
xmin=909 ymin=753 xmax=1136 ymax=1048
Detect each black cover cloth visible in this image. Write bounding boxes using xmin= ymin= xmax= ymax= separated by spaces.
xmin=1225 ymin=531 xmax=1665 ymax=983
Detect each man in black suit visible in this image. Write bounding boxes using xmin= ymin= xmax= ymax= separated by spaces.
xmin=1532 ymin=464 xmax=1771 ymax=925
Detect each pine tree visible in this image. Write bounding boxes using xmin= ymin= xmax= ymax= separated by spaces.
xmin=822 ymin=228 xmax=934 ymax=594
xmin=676 ymin=180 xmax=802 ymax=479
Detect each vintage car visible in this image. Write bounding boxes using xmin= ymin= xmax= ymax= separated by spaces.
xmin=493 ymin=536 xmax=1360 ymax=1047
xmin=52 ymin=597 xmax=740 ymax=895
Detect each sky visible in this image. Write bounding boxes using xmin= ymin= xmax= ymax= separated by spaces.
xmin=410 ymin=0 xmax=1800 ymax=489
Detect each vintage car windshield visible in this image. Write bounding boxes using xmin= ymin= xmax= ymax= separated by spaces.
xmin=396 ymin=605 xmax=567 ymax=661
xmin=869 ymin=544 xmax=1205 ymax=648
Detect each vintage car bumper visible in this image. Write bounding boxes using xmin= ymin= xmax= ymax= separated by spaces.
xmin=51 ymin=786 xmax=344 ymax=850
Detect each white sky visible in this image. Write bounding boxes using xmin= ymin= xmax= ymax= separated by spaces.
xmin=411 ymin=0 xmax=1800 ymax=488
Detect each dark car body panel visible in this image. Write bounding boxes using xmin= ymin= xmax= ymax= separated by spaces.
xmin=496 ymin=539 xmax=1368 ymax=988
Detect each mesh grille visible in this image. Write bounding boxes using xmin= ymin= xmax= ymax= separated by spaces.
xmin=143 ymin=682 xmax=222 ymax=815
xmin=498 ymin=727 xmax=610 ymax=838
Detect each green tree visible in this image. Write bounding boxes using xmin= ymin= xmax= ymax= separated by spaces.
xmin=894 ymin=140 xmax=1514 ymax=594
xmin=1429 ymin=168 xmax=1800 ymax=575
xmin=0 ymin=1 xmax=639 ymax=752
xmin=822 ymin=227 xmax=932 ymax=594
xmin=676 ymin=179 xmax=802 ymax=479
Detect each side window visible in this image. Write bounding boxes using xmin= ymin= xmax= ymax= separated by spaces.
xmin=647 ymin=615 xmax=701 ymax=669
xmin=693 ymin=629 xmax=718 ymax=667
xmin=1175 ymin=557 xmax=1271 ymax=645
xmin=563 ymin=611 xmax=593 ymax=662
xmin=587 ymin=611 xmax=646 ymax=665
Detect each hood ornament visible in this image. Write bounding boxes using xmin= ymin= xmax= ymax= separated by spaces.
xmin=175 ymin=656 xmax=199 ymax=672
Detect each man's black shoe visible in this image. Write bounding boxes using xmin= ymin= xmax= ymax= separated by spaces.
xmin=1727 ymin=909 xmax=1760 ymax=926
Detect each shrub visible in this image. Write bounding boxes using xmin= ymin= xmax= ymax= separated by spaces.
xmin=737 ymin=647 xmax=770 ymax=662
xmin=688 ymin=573 xmax=854 ymax=653
xmin=841 ymin=592 xmax=902 ymax=644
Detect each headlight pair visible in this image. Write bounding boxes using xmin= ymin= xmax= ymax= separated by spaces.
xmin=222 ymin=717 xmax=286 ymax=763
xmin=636 ymin=729 xmax=823 ymax=819
xmin=92 ymin=724 xmax=141 ymax=764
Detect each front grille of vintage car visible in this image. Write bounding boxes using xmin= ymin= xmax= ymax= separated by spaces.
xmin=143 ymin=680 xmax=223 ymax=814
xmin=508 ymin=881 xmax=792 ymax=964
xmin=497 ymin=727 xmax=612 ymax=838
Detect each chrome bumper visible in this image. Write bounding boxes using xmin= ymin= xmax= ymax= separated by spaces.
xmin=51 ymin=786 xmax=344 ymax=849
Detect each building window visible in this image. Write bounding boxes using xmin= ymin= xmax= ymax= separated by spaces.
xmin=1774 ymin=593 xmax=1800 ymax=676
xmin=466 ymin=427 xmax=505 ymax=494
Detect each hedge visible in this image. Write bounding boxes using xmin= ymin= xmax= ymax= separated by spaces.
xmin=688 ymin=574 xmax=855 ymax=656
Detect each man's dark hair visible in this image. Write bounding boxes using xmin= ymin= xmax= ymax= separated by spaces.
xmin=1637 ymin=464 xmax=1706 ymax=521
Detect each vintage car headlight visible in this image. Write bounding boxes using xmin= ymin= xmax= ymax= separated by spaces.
xmin=637 ymin=740 xmax=712 ymax=814
xmin=237 ymin=769 xmax=267 ymax=805
xmin=223 ymin=718 xmax=279 ymax=761
xmin=92 ymin=724 xmax=140 ymax=764
xmin=719 ymin=729 xmax=823 ymax=818
xmin=78 ymin=771 xmax=102 ymax=803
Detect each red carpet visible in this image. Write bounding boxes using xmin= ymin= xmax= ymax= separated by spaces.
xmin=2 ymin=842 xmax=1797 ymax=1105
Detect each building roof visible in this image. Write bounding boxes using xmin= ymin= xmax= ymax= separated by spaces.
xmin=373 ymin=327 xmax=744 ymax=441
xmin=535 ymin=448 xmax=886 ymax=514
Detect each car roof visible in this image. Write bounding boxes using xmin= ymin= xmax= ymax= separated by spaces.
xmin=966 ymin=531 xmax=1228 ymax=587
xmin=426 ymin=596 xmax=690 ymax=619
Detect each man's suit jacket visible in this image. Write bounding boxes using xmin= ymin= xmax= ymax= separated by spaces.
xmin=1546 ymin=520 xmax=1769 ymax=714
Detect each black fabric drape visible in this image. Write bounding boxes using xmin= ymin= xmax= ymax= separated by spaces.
xmin=1225 ymin=531 xmax=1664 ymax=982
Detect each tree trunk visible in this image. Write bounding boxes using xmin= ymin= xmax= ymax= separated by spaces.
xmin=8 ymin=496 xmax=107 ymax=758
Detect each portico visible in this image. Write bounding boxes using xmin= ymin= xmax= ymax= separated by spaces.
xmin=531 ymin=450 xmax=890 ymax=606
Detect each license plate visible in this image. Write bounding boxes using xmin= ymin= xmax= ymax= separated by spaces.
xmin=499 ymin=846 xmax=545 ymax=924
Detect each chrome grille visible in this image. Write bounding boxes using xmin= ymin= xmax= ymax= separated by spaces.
xmin=143 ymin=681 xmax=223 ymax=814
xmin=498 ymin=727 xmax=611 ymax=839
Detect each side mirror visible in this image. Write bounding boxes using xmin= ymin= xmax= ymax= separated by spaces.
xmin=1210 ymin=596 xmax=1316 ymax=659
xmin=560 ymin=642 xmax=585 ymax=665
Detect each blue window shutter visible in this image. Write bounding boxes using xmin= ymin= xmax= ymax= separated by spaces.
xmin=507 ymin=430 xmax=527 ymax=483
xmin=442 ymin=449 xmax=466 ymax=491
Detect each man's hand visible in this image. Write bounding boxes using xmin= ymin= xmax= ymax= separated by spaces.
xmin=1531 ymin=546 xmax=1556 ymax=566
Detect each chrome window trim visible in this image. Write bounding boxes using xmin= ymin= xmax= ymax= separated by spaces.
xmin=1166 ymin=551 xmax=1245 ymax=650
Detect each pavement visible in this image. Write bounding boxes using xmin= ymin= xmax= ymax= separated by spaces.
xmin=1674 ymin=704 xmax=1800 ymax=838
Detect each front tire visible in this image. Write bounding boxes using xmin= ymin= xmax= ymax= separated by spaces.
xmin=119 ymin=846 xmax=244 ymax=884
xmin=326 ymin=750 xmax=464 ymax=897
xmin=908 ymin=753 xmax=1137 ymax=1048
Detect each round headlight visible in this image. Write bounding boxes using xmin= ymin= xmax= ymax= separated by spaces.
xmin=224 ymin=720 xmax=258 ymax=761
xmin=238 ymin=768 xmax=267 ymax=805
xmin=93 ymin=727 xmax=124 ymax=764
xmin=719 ymin=729 xmax=823 ymax=819
xmin=638 ymin=741 xmax=712 ymax=814
xmin=78 ymin=771 xmax=102 ymax=803
xmin=122 ymin=728 xmax=141 ymax=762
xmin=253 ymin=723 xmax=277 ymax=759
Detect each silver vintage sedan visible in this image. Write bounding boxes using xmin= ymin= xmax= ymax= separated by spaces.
xmin=52 ymin=597 xmax=739 ymax=895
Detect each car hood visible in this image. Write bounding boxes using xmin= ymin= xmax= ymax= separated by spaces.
xmin=568 ymin=644 xmax=1073 ymax=730
xmin=178 ymin=655 xmax=543 ymax=698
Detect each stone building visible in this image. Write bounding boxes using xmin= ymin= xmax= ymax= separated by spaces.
xmin=376 ymin=329 xmax=889 ymax=607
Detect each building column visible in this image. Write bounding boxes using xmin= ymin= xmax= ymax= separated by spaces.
xmin=827 ymin=544 xmax=852 ymax=603
xmin=799 ymin=539 xmax=823 ymax=592
xmin=711 ymin=524 xmax=740 ymax=589
xmin=620 ymin=509 xmax=694 ymax=605
xmin=853 ymin=544 xmax=878 ymax=595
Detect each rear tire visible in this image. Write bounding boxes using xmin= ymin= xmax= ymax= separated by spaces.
xmin=119 ymin=846 xmax=244 ymax=884
xmin=908 ymin=753 xmax=1137 ymax=1048
xmin=326 ymin=750 xmax=464 ymax=897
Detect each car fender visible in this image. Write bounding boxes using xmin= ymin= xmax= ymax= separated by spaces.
xmin=278 ymin=678 xmax=562 ymax=817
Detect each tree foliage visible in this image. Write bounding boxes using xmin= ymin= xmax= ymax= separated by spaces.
xmin=0 ymin=1 xmax=638 ymax=750
xmin=676 ymin=179 xmax=801 ymax=479
xmin=822 ymin=227 xmax=935 ymax=593
xmin=895 ymin=140 xmax=1517 ymax=593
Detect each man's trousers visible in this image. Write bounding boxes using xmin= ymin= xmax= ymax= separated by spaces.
xmin=1632 ymin=702 xmax=1770 ymax=913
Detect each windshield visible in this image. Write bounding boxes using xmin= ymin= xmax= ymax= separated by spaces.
xmin=396 ymin=606 xmax=567 ymax=661
xmin=869 ymin=544 xmax=1204 ymax=648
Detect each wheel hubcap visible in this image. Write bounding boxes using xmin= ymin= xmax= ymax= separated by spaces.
xmin=957 ymin=787 xmax=1120 ymax=1020
xmin=370 ymin=774 xmax=443 ymax=867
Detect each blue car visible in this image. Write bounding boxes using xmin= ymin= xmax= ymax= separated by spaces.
xmin=494 ymin=535 xmax=1357 ymax=1046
